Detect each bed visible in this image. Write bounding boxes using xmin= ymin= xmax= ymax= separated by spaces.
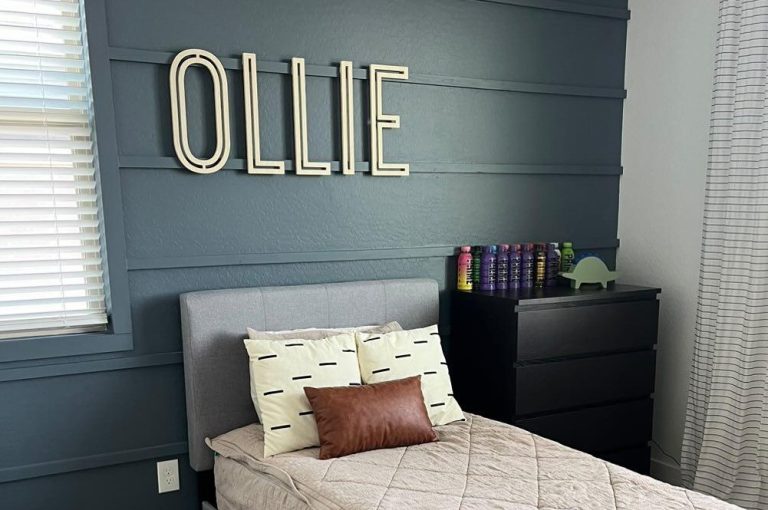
xmin=180 ymin=278 xmax=739 ymax=510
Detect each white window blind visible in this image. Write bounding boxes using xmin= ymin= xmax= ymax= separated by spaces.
xmin=0 ymin=0 xmax=108 ymax=339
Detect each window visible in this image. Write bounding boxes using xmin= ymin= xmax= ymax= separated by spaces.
xmin=0 ymin=0 xmax=108 ymax=340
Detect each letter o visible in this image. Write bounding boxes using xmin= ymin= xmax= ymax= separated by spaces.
xmin=169 ymin=49 xmax=230 ymax=174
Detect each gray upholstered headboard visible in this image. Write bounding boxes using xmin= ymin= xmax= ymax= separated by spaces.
xmin=180 ymin=278 xmax=439 ymax=471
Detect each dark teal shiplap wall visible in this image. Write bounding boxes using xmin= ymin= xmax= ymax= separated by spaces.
xmin=0 ymin=0 xmax=628 ymax=508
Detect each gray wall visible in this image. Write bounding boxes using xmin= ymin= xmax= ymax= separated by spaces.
xmin=618 ymin=0 xmax=718 ymax=486
xmin=0 ymin=0 xmax=628 ymax=508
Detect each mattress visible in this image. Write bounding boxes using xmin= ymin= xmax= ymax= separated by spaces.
xmin=208 ymin=413 xmax=741 ymax=510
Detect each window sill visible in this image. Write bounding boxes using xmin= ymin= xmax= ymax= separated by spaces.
xmin=0 ymin=330 xmax=133 ymax=363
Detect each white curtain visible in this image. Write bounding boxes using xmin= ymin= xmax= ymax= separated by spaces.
xmin=680 ymin=1 xmax=768 ymax=508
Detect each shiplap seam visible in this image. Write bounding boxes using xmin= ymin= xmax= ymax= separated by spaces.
xmin=107 ymin=47 xmax=626 ymax=100
xmin=470 ymin=0 xmax=630 ymax=20
xmin=0 ymin=351 xmax=183 ymax=383
xmin=125 ymin=241 xmax=620 ymax=271
xmin=118 ymin=156 xmax=624 ymax=176
xmin=0 ymin=441 xmax=188 ymax=483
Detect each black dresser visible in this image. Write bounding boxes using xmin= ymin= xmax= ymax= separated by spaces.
xmin=450 ymin=284 xmax=660 ymax=474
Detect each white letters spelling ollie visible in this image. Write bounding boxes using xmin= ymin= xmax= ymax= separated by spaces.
xmin=169 ymin=49 xmax=409 ymax=176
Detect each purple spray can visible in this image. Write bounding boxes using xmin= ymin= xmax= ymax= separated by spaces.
xmin=520 ymin=243 xmax=535 ymax=289
xmin=480 ymin=245 xmax=497 ymax=291
xmin=496 ymin=244 xmax=510 ymax=290
xmin=508 ymin=243 xmax=522 ymax=289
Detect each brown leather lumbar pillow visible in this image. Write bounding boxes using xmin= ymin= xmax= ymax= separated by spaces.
xmin=304 ymin=375 xmax=438 ymax=459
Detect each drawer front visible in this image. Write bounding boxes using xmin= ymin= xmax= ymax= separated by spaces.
xmin=517 ymin=299 xmax=659 ymax=361
xmin=451 ymin=293 xmax=517 ymax=422
xmin=599 ymin=446 xmax=651 ymax=474
xmin=515 ymin=350 xmax=656 ymax=415
xmin=515 ymin=399 xmax=653 ymax=453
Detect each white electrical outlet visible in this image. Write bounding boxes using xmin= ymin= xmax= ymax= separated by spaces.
xmin=157 ymin=458 xmax=180 ymax=493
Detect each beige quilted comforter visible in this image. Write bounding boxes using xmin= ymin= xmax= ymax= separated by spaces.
xmin=208 ymin=413 xmax=740 ymax=510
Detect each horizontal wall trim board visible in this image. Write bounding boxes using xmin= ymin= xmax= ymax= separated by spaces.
xmin=108 ymin=47 xmax=626 ymax=99
xmin=470 ymin=0 xmax=630 ymax=20
xmin=126 ymin=241 xmax=620 ymax=271
xmin=129 ymin=246 xmax=456 ymax=270
xmin=118 ymin=156 xmax=624 ymax=176
xmin=0 ymin=441 xmax=188 ymax=484
xmin=0 ymin=352 xmax=183 ymax=383
xmin=0 ymin=332 xmax=133 ymax=364
xmin=409 ymin=73 xmax=626 ymax=99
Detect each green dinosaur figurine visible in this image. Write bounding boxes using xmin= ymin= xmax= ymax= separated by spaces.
xmin=561 ymin=256 xmax=618 ymax=289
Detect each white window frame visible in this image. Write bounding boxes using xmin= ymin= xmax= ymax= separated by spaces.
xmin=0 ymin=0 xmax=132 ymax=363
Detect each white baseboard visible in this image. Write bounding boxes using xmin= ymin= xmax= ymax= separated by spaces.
xmin=650 ymin=454 xmax=682 ymax=487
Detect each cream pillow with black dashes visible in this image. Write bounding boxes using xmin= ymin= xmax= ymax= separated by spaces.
xmin=244 ymin=333 xmax=361 ymax=457
xmin=245 ymin=322 xmax=402 ymax=423
xmin=246 ymin=321 xmax=402 ymax=341
xmin=356 ymin=324 xmax=464 ymax=426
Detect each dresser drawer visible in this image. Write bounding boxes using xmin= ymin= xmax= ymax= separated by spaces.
xmin=515 ymin=399 xmax=653 ymax=453
xmin=514 ymin=350 xmax=656 ymax=415
xmin=516 ymin=299 xmax=659 ymax=361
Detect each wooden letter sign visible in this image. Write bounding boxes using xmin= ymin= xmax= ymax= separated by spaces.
xmin=169 ymin=49 xmax=408 ymax=176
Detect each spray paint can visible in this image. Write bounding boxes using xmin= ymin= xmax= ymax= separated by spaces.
xmin=471 ymin=246 xmax=482 ymax=287
xmin=480 ymin=245 xmax=497 ymax=291
xmin=521 ymin=243 xmax=535 ymax=289
xmin=534 ymin=243 xmax=547 ymax=288
xmin=545 ymin=243 xmax=559 ymax=287
xmin=457 ymin=246 xmax=473 ymax=291
xmin=508 ymin=243 xmax=522 ymax=289
xmin=496 ymin=244 xmax=510 ymax=290
xmin=561 ymin=242 xmax=575 ymax=273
